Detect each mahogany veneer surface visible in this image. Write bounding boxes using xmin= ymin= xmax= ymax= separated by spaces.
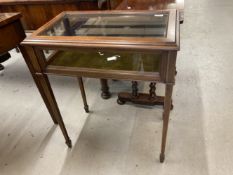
xmin=0 ymin=0 xmax=108 ymax=30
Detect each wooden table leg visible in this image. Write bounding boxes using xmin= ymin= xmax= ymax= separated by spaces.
xmin=100 ymin=79 xmax=111 ymax=99
xmin=160 ymin=84 xmax=173 ymax=163
xmin=77 ymin=77 xmax=89 ymax=113
xmin=33 ymin=74 xmax=58 ymax=125
xmin=19 ymin=46 xmax=58 ymax=125
xmin=19 ymin=46 xmax=71 ymax=147
xmin=35 ymin=73 xmax=72 ymax=148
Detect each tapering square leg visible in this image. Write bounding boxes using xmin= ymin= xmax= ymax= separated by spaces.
xmin=35 ymin=73 xmax=72 ymax=148
xmin=160 ymin=84 xmax=173 ymax=163
xmin=77 ymin=77 xmax=89 ymax=113
xmin=19 ymin=46 xmax=58 ymax=124
xmin=19 ymin=46 xmax=71 ymax=147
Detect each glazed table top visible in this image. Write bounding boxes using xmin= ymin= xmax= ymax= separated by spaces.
xmin=23 ymin=10 xmax=179 ymax=51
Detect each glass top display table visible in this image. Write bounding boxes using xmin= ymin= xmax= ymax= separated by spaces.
xmin=20 ymin=10 xmax=180 ymax=163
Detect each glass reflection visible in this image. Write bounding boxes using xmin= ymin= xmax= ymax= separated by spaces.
xmin=40 ymin=13 xmax=168 ymax=38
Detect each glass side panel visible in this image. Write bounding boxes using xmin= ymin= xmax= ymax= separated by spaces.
xmin=48 ymin=50 xmax=161 ymax=73
xmin=39 ymin=13 xmax=168 ymax=37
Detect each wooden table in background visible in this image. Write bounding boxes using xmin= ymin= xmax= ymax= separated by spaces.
xmin=0 ymin=13 xmax=25 ymax=69
xmin=0 ymin=0 xmax=112 ymax=30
